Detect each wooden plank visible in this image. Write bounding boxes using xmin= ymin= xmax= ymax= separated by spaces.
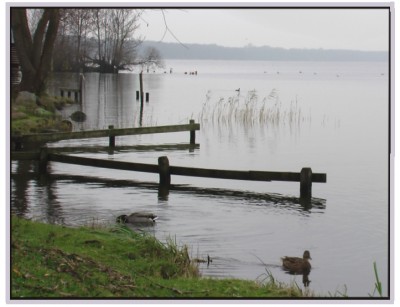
xmin=20 ymin=123 xmax=200 ymax=143
xmin=48 ymin=153 xmax=159 ymax=173
xmin=60 ymin=88 xmax=79 ymax=91
xmin=48 ymin=153 xmax=326 ymax=183
xmin=46 ymin=143 xmax=200 ymax=153
xmin=11 ymin=152 xmax=40 ymax=160
xmin=312 ymin=173 xmax=327 ymax=183
xmin=170 ymin=166 xmax=302 ymax=182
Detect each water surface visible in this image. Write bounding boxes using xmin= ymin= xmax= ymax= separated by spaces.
xmin=11 ymin=59 xmax=389 ymax=297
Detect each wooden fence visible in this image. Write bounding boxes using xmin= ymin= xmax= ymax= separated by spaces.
xmin=11 ymin=150 xmax=326 ymax=199
xmin=12 ymin=120 xmax=200 ymax=150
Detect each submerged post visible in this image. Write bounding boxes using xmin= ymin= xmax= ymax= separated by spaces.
xmin=139 ymin=72 xmax=144 ymax=106
xmin=300 ymin=167 xmax=312 ymax=199
xmin=79 ymin=73 xmax=84 ymax=103
xmin=158 ymin=156 xmax=171 ymax=186
xmin=38 ymin=147 xmax=49 ymax=173
xmin=108 ymin=125 xmax=115 ymax=148
xmin=189 ymin=119 xmax=196 ymax=145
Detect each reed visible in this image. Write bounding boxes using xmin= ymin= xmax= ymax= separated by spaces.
xmin=370 ymin=261 xmax=383 ymax=297
xmin=199 ymin=89 xmax=308 ymax=129
xmin=256 ymin=269 xmax=311 ymax=297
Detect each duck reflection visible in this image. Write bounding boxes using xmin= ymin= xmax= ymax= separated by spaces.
xmin=281 ymin=250 xmax=312 ymax=287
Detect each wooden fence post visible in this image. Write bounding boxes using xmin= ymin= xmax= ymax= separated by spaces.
xmin=38 ymin=147 xmax=48 ymax=173
xmin=158 ymin=185 xmax=170 ymax=201
xmin=108 ymin=125 xmax=115 ymax=148
xmin=139 ymin=72 xmax=144 ymax=106
xmin=189 ymin=120 xmax=196 ymax=145
xmin=79 ymin=73 xmax=84 ymax=103
xmin=158 ymin=156 xmax=171 ymax=186
xmin=12 ymin=136 xmax=23 ymax=151
xmin=300 ymin=167 xmax=312 ymax=199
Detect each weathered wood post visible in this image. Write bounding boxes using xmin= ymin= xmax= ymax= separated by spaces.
xmin=300 ymin=167 xmax=312 ymax=199
xmin=139 ymin=72 xmax=144 ymax=127
xmin=79 ymin=73 xmax=84 ymax=103
xmin=139 ymin=72 xmax=144 ymax=106
xmin=12 ymin=136 xmax=23 ymax=151
xmin=38 ymin=147 xmax=49 ymax=173
xmin=108 ymin=125 xmax=115 ymax=148
xmin=189 ymin=120 xmax=196 ymax=145
xmin=158 ymin=156 xmax=171 ymax=186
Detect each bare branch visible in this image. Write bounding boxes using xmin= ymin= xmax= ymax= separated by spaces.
xmin=160 ymin=10 xmax=188 ymax=49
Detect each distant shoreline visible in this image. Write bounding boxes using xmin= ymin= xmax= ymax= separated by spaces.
xmin=139 ymin=40 xmax=388 ymax=62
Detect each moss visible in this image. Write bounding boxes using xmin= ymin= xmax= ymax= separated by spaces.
xmin=38 ymin=94 xmax=74 ymax=112
xmin=11 ymin=93 xmax=74 ymax=135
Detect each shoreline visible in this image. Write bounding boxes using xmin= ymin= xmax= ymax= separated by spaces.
xmin=10 ymin=216 xmax=309 ymax=299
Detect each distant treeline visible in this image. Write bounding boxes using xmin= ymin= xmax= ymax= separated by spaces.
xmin=138 ymin=41 xmax=388 ymax=62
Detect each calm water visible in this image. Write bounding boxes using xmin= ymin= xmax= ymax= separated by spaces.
xmin=11 ymin=59 xmax=389 ymax=297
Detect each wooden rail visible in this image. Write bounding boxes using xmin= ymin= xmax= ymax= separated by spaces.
xmin=12 ymin=120 xmax=200 ymax=149
xmin=170 ymin=165 xmax=326 ymax=183
xmin=60 ymin=88 xmax=81 ymax=102
xmin=11 ymin=150 xmax=326 ymax=199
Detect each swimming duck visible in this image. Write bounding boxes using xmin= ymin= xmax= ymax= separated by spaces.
xmin=116 ymin=212 xmax=158 ymax=225
xmin=281 ymin=250 xmax=312 ymax=274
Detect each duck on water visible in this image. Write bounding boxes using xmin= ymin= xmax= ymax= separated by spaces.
xmin=281 ymin=250 xmax=312 ymax=275
xmin=282 ymin=250 xmax=312 ymax=287
xmin=116 ymin=212 xmax=158 ymax=225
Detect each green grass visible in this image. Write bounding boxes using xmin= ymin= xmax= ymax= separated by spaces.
xmin=10 ymin=216 xmax=307 ymax=299
xmin=11 ymin=94 xmax=74 ymax=135
xmin=369 ymin=261 xmax=383 ymax=297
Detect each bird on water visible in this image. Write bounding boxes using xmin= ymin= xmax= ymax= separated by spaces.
xmin=281 ymin=250 xmax=312 ymax=275
xmin=116 ymin=212 xmax=158 ymax=225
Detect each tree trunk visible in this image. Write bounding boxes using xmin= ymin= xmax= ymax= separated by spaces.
xmin=11 ymin=8 xmax=60 ymax=94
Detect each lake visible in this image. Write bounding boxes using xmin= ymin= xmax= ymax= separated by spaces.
xmin=11 ymin=59 xmax=390 ymax=297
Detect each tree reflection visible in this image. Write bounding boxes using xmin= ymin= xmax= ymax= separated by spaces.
xmin=11 ymin=161 xmax=65 ymax=224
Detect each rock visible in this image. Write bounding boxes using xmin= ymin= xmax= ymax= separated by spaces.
xmin=11 ymin=111 xmax=28 ymax=120
xmin=70 ymin=111 xmax=87 ymax=122
xmin=59 ymin=120 xmax=73 ymax=132
xmin=15 ymin=91 xmax=37 ymax=106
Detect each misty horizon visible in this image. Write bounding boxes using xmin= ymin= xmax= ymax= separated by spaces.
xmin=139 ymin=40 xmax=388 ymax=62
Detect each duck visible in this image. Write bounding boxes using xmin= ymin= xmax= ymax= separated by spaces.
xmin=116 ymin=212 xmax=158 ymax=225
xmin=281 ymin=250 xmax=312 ymax=275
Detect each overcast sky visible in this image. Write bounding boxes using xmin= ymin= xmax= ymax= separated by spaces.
xmin=137 ymin=8 xmax=389 ymax=51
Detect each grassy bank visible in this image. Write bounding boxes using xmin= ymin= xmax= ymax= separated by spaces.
xmin=11 ymin=93 xmax=74 ymax=135
xmin=10 ymin=217 xmax=307 ymax=299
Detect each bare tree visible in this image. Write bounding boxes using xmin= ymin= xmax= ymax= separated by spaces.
xmin=11 ymin=8 xmax=60 ymax=94
xmin=63 ymin=9 xmax=93 ymax=69
xmin=87 ymin=9 xmax=145 ymax=72
xmin=139 ymin=46 xmax=164 ymax=72
xmin=22 ymin=8 xmax=162 ymax=75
